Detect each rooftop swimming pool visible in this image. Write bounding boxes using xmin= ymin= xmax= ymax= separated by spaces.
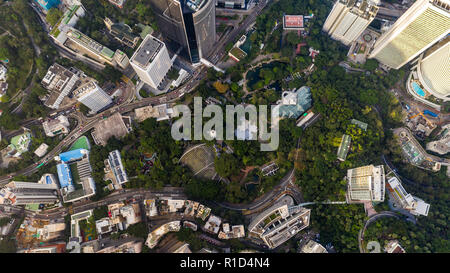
xmin=412 ymin=82 xmax=425 ymax=97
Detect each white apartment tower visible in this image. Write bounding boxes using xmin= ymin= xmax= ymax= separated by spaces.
xmin=369 ymin=0 xmax=450 ymax=69
xmin=130 ymin=34 xmax=172 ymax=89
xmin=322 ymin=0 xmax=380 ymax=46
xmin=73 ymin=80 xmax=112 ymax=113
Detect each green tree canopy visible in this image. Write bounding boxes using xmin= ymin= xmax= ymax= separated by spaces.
xmin=214 ymin=153 xmax=241 ymax=178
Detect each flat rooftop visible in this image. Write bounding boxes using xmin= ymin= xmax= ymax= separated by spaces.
xmin=91 ymin=112 xmax=132 ymax=146
xmin=337 ymin=134 xmax=351 ymax=161
xmin=229 ymin=47 xmax=247 ymax=60
xmin=284 ymin=15 xmax=304 ymax=28
xmin=131 ymin=35 xmax=163 ymax=68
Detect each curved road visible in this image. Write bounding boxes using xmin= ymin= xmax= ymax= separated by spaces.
xmin=358 ymin=211 xmax=400 ymax=253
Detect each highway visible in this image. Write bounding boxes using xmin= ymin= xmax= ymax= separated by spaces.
xmin=208 ymin=0 xmax=271 ymax=65
xmin=0 ymin=1 xmax=277 ymax=224
xmin=0 ymin=187 xmax=186 ymax=220
xmin=0 ymin=0 xmax=270 ymax=185
xmin=213 ymin=168 xmax=296 ymax=212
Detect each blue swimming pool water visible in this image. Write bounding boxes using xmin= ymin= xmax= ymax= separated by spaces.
xmin=412 ymin=82 xmax=425 ymax=97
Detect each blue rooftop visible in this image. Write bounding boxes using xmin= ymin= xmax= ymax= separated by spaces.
xmin=59 ymin=148 xmax=87 ymax=163
xmin=57 ymin=163 xmax=74 ymax=190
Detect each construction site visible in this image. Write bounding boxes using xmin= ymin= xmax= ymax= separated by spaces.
xmin=404 ymin=109 xmax=438 ymax=140
xmin=15 ymin=217 xmax=66 ymax=250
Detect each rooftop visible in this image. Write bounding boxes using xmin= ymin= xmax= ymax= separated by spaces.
xmin=56 ymin=163 xmax=74 ymax=190
xmin=72 ymin=80 xmax=99 ymax=99
xmin=275 ymin=86 xmax=312 ymax=119
xmin=41 ymin=63 xmax=79 ymax=109
xmin=351 ymin=119 xmax=368 ymax=131
xmin=34 ymin=143 xmax=49 ymax=157
xmin=229 ymin=47 xmax=248 ymax=61
xmin=91 ymin=112 xmax=132 ymax=146
xmin=283 ymin=15 xmax=304 ymax=29
xmin=130 ymin=35 xmax=163 ymax=68
xmin=66 ymin=27 xmax=115 ymax=60
xmin=183 ymin=0 xmax=207 ymax=12
xmin=347 ymin=165 xmax=385 ymax=202
xmin=337 ymin=134 xmax=352 ymax=161
xmin=58 ymin=148 xmax=88 ymax=163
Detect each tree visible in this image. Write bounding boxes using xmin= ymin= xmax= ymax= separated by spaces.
xmin=0 ymin=239 xmax=16 ymax=253
xmin=363 ymin=59 xmax=379 ymax=72
xmin=185 ymin=179 xmax=221 ymax=200
xmin=176 ymin=228 xmax=205 ymax=252
xmin=214 ymin=153 xmax=240 ymax=177
xmin=125 ymin=222 xmax=148 ymax=239
xmin=0 ymin=47 xmax=8 ymax=60
xmin=46 ymin=8 xmax=63 ymax=27
xmin=0 ymin=217 xmax=10 ymax=227
xmin=93 ymin=205 xmax=108 ymax=221
xmin=79 ymin=103 xmax=90 ymax=115
xmin=213 ymin=81 xmax=229 ymax=94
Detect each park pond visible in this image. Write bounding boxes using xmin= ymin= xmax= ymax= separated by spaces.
xmin=245 ymin=60 xmax=307 ymax=91
xmin=245 ymin=60 xmax=306 ymax=92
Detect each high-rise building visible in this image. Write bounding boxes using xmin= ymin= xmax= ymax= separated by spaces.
xmin=130 ymin=35 xmax=172 ymax=89
xmin=148 ymin=0 xmax=216 ymax=63
xmin=369 ymin=0 xmax=450 ymax=69
xmin=322 ymin=0 xmax=379 ymax=46
xmin=72 ymin=79 xmax=112 ymax=113
xmin=41 ymin=63 xmax=80 ymax=109
xmin=410 ymin=36 xmax=450 ymax=101
xmin=0 ymin=181 xmax=58 ymax=205
xmin=248 ymin=202 xmax=311 ymax=249
xmin=346 ymin=164 xmax=385 ymax=202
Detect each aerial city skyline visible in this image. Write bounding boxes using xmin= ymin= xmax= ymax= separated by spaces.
xmin=0 ymin=0 xmax=448 ymax=263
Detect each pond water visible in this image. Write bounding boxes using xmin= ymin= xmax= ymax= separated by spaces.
xmin=246 ymin=61 xmax=286 ymax=88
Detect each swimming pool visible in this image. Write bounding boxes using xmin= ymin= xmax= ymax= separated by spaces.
xmin=412 ymin=82 xmax=425 ymax=97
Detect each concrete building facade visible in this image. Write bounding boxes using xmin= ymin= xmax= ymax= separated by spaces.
xmin=248 ymin=203 xmax=311 ymax=249
xmin=73 ymin=79 xmax=112 ymax=113
xmin=346 ymin=164 xmax=385 ymax=202
xmin=323 ymin=0 xmax=379 ymax=46
xmin=148 ymin=0 xmax=216 ymax=63
xmin=0 ymin=181 xmax=58 ymax=205
xmin=130 ymin=35 xmax=172 ymax=89
xmin=410 ymin=36 xmax=450 ymax=101
xmin=369 ymin=0 xmax=450 ymax=69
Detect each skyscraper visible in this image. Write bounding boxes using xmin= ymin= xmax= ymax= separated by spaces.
xmin=130 ymin=35 xmax=172 ymax=89
xmin=322 ymin=0 xmax=379 ymax=46
xmin=148 ymin=0 xmax=216 ymax=63
xmin=411 ymin=36 xmax=450 ymax=101
xmin=0 ymin=181 xmax=58 ymax=205
xmin=369 ymin=0 xmax=450 ymax=69
xmin=73 ymin=79 xmax=112 ymax=113
xmin=346 ymin=164 xmax=385 ymax=202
